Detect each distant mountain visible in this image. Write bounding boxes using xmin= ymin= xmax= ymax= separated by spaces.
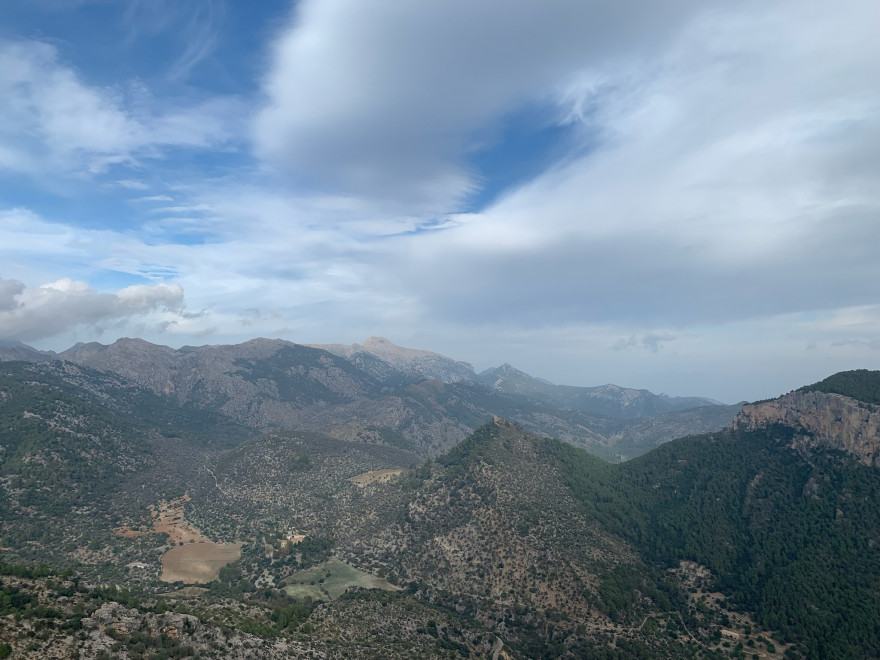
xmin=479 ymin=362 xmax=722 ymax=418
xmin=0 ymin=339 xmax=55 ymax=362
xmin=309 ymin=336 xmax=477 ymax=384
xmin=0 ymin=337 xmax=739 ymax=458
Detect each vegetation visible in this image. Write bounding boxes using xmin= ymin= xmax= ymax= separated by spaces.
xmin=545 ymin=424 xmax=880 ymax=658
xmin=2 ymin=354 xmax=878 ymax=659
xmin=799 ymin=369 xmax=880 ymax=405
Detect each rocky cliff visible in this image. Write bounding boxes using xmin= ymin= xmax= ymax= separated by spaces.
xmin=733 ymin=390 xmax=880 ymax=467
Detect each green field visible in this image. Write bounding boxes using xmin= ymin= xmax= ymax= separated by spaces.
xmin=283 ymin=557 xmax=398 ymax=600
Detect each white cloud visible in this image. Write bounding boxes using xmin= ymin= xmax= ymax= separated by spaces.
xmin=255 ymin=0 xmax=706 ymax=210
xmin=114 ymin=179 xmax=150 ymax=190
xmin=0 ymin=39 xmax=244 ymax=178
xmin=0 ymin=276 xmax=186 ymax=342
xmin=357 ymin=0 xmax=880 ymax=328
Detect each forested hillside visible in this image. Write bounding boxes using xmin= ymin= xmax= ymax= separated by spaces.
xmin=546 ymin=423 xmax=880 ymax=658
xmin=799 ymin=369 xmax=880 ymax=405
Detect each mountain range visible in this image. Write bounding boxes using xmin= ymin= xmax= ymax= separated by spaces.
xmin=0 ymin=336 xmax=734 ymax=460
xmin=0 ymin=339 xmax=877 ymax=659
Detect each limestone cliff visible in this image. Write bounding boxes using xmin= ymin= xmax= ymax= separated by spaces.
xmin=733 ymin=390 xmax=880 ymax=467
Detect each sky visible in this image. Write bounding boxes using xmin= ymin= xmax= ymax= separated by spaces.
xmin=0 ymin=0 xmax=878 ymax=403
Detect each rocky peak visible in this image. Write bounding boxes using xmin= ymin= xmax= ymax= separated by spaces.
xmin=311 ymin=337 xmax=476 ymax=384
xmin=733 ymin=390 xmax=880 ymax=467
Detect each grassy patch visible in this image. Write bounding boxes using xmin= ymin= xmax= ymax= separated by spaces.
xmin=283 ymin=557 xmax=397 ymax=600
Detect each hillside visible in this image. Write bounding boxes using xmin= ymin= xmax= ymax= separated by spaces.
xmin=798 ymin=369 xmax=880 ymax=405
xmin=330 ymin=378 xmax=880 ymax=658
xmin=735 ymin=369 xmax=880 ymax=467
xmin=3 ymin=349 xmax=877 ymax=657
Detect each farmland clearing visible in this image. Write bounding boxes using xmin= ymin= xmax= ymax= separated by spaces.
xmin=349 ymin=468 xmax=403 ymax=487
xmin=283 ymin=558 xmax=398 ymax=600
xmin=160 ymin=541 xmax=243 ymax=584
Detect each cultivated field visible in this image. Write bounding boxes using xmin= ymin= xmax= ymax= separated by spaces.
xmin=284 ymin=558 xmax=398 ymax=600
xmin=116 ymin=495 xmax=208 ymax=545
xmin=160 ymin=541 xmax=243 ymax=584
xmin=349 ymin=468 xmax=403 ymax=487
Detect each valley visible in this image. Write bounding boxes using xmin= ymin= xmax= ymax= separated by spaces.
xmin=0 ymin=340 xmax=878 ymax=658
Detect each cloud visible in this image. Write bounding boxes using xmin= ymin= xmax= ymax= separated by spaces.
xmin=0 ymin=39 xmax=244 ymax=178
xmin=614 ymin=333 xmax=676 ymax=353
xmin=0 ymin=279 xmax=25 ymax=312
xmin=833 ymin=339 xmax=880 ymax=351
xmin=121 ymin=0 xmax=225 ymax=83
xmin=114 ymin=179 xmax=150 ymax=190
xmin=0 ymin=277 xmax=186 ymax=342
xmin=358 ymin=0 xmax=880 ymax=328
xmin=255 ymin=0 xmax=706 ymax=210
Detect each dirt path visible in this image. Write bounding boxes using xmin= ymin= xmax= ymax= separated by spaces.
xmin=203 ymin=464 xmax=229 ymax=496
xmin=636 ymin=612 xmax=708 ymax=650
xmin=491 ymin=636 xmax=503 ymax=660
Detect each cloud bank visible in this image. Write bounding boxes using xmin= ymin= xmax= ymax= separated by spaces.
xmin=0 ymin=277 xmax=186 ymax=342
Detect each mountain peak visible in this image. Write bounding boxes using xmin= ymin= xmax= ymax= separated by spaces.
xmin=311 ymin=337 xmax=476 ymax=384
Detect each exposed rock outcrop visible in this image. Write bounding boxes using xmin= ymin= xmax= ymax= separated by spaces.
xmin=733 ymin=390 xmax=880 ymax=467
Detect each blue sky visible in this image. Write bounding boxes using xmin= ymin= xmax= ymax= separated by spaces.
xmin=0 ymin=0 xmax=878 ymax=402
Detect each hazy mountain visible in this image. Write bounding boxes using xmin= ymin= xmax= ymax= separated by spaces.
xmin=479 ymin=362 xmax=722 ymax=418
xmin=0 ymin=337 xmax=738 ymax=458
xmin=310 ymin=336 xmax=477 ymax=384
xmin=0 ymin=339 xmax=55 ymax=362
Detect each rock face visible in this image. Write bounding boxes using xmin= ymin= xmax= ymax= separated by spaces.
xmin=734 ymin=390 xmax=880 ymax=467
xmin=80 ymin=602 xmax=319 ymax=659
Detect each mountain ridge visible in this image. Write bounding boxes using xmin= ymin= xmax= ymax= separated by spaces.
xmin=0 ymin=336 xmax=739 ymax=459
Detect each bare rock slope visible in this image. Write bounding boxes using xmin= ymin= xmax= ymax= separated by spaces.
xmin=734 ymin=390 xmax=880 ymax=467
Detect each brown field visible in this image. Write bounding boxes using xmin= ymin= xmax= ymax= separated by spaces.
xmin=116 ymin=495 xmax=208 ymax=544
xmin=160 ymin=541 xmax=243 ymax=584
xmin=115 ymin=528 xmax=146 ymax=538
xmin=349 ymin=468 xmax=403 ymax=487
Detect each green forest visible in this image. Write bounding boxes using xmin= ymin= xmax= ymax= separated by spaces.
xmin=542 ymin=421 xmax=880 ymax=659
xmin=799 ymin=369 xmax=880 ymax=405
